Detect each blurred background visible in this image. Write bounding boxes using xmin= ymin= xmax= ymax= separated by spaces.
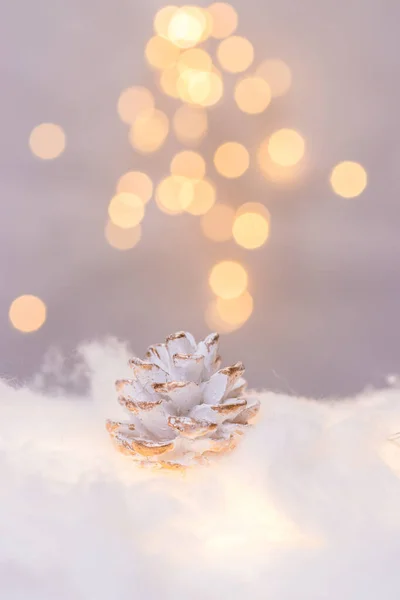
xmin=1 ymin=0 xmax=399 ymax=397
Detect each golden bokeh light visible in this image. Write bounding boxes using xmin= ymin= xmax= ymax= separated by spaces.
xmin=116 ymin=171 xmax=153 ymax=203
xmin=257 ymin=139 xmax=304 ymax=185
xmin=214 ymin=142 xmax=249 ymax=178
xmin=205 ymin=299 xmax=242 ymax=334
xmin=236 ymin=202 xmax=270 ymax=220
xmin=268 ymin=128 xmax=305 ymax=167
xmin=177 ymin=48 xmax=212 ymax=73
xmin=159 ymin=66 xmax=181 ymax=98
xmin=185 ymin=178 xmax=216 ymax=215
xmin=217 ymin=36 xmax=254 ymax=73
xmin=108 ymin=193 xmax=145 ymax=228
xmin=207 ymin=2 xmax=238 ymax=39
xmin=209 ymin=260 xmax=248 ymax=299
xmin=234 ymin=77 xmax=271 ymax=114
xmin=178 ymin=68 xmax=223 ymax=107
xmin=9 ymin=295 xmax=47 ymax=333
xmin=155 ymin=175 xmax=193 ymax=215
xmin=170 ymin=150 xmax=206 ymax=179
xmin=105 ymin=220 xmax=142 ymax=251
xmin=172 ymin=104 xmax=208 ymax=145
xmin=200 ymin=203 xmax=235 ymax=242
xmin=216 ymin=290 xmax=253 ymax=325
xmin=330 ymin=161 xmax=367 ymax=198
xmin=168 ymin=6 xmax=207 ymax=48
xmin=233 ymin=212 xmax=270 ymax=249
xmin=256 ymin=59 xmax=292 ymax=97
xmin=29 ymin=123 xmax=65 ymax=160
xmin=117 ymin=87 xmax=155 ymax=125
xmin=154 ymin=5 xmax=178 ymax=38
xmin=145 ymin=35 xmax=180 ymax=70
xmin=129 ymin=109 xmax=169 ymax=153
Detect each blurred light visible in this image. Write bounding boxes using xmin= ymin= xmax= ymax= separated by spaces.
xmin=217 ymin=36 xmax=254 ymax=73
xmin=205 ymin=299 xmax=241 ymax=333
xmin=216 ymin=290 xmax=253 ymax=325
xmin=209 ymin=260 xmax=248 ymax=299
xmin=233 ymin=212 xmax=270 ymax=249
xmin=234 ymin=77 xmax=271 ymax=114
xmin=155 ymin=175 xmax=193 ymax=214
xmin=185 ymin=178 xmax=216 ymax=215
xmin=207 ymin=2 xmax=238 ymax=39
xmin=154 ymin=5 xmax=178 ymax=38
xmin=117 ymin=87 xmax=155 ymax=125
xmin=129 ymin=109 xmax=169 ymax=153
xmin=159 ymin=66 xmax=181 ymax=98
xmin=268 ymin=128 xmax=305 ymax=166
xmin=108 ymin=193 xmax=145 ymax=228
xmin=170 ymin=150 xmax=206 ymax=179
xmin=178 ymin=68 xmax=223 ymax=107
xmin=330 ymin=161 xmax=367 ymax=198
xmin=257 ymin=139 xmax=304 ymax=185
xmin=116 ymin=171 xmax=153 ymax=203
xmin=168 ymin=6 xmax=207 ymax=48
xmin=9 ymin=295 xmax=46 ymax=333
xmin=145 ymin=35 xmax=180 ymax=70
xmin=172 ymin=104 xmax=208 ymax=145
xmin=214 ymin=142 xmax=249 ymax=178
xmin=29 ymin=123 xmax=65 ymax=160
xmin=177 ymin=48 xmax=212 ymax=73
xmin=255 ymin=59 xmax=292 ymax=97
xmin=105 ymin=220 xmax=141 ymax=251
xmin=236 ymin=201 xmax=270 ymax=219
xmin=200 ymin=203 xmax=235 ymax=242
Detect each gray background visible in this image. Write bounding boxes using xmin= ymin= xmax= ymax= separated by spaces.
xmin=1 ymin=0 xmax=399 ymax=396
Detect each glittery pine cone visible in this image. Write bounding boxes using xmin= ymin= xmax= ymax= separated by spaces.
xmin=106 ymin=331 xmax=260 ymax=469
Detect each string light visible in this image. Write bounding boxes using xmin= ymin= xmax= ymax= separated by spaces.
xmin=205 ymin=299 xmax=241 ymax=333
xmin=117 ymin=87 xmax=155 ymax=125
xmin=108 ymin=193 xmax=145 ymax=228
xmin=145 ymin=35 xmax=180 ymax=70
xmin=330 ymin=161 xmax=367 ymax=198
xmin=234 ymin=77 xmax=271 ymax=114
xmin=155 ymin=175 xmax=193 ymax=214
xmin=29 ymin=123 xmax=65 ymax=160
xmin=217 ymin=36 xmax=254 ymax=73
xmin=178 ymin=68 xmax=223 ymax=107
xmin=172 ymin=104 xmax=208 ymax=145
xmin=105 ymin=221 xmax=142 ymax=250
xmin=154 ymin=5 xmax=178 ymax=38
xmin=129 ymin=109 xmax=169 ymax=153
xmin=255 ymin=59 xmax=292 ymax=97
xmin=209 ymin=260 xmax=248 ymax=299
xmin=9 ymin=295 xmax=47 ymax=333
xmin=268 ymin=128 xmax=305 ymax=166
xmin=177 ymin=48 xmax=212 ymax=73
xmin=233 ymin=212 xmax=270 ymax=249
xmin=200 ymin=203 xmax=235 ymax=242
xmin=170 ymin=150 xmax=206 ymax=179
xmin=116 ymin=171 xmax=153 ymax=203
xmin=257 ymin=138 xmax=304 ymax=185
xmin=168 ymin=6 xmax=207 ymax=48
xmin=207 ymin=3 xmax=238 ymax=39
xmin=216 ymin=290 xmax=253 ymax=325
xmin=214 ymin=142 xmax=249 ymax=178
xmin=159 ymin=66 xmax=181 ymax=98
xmin=184 ymin=178 xmax=216 ymax=215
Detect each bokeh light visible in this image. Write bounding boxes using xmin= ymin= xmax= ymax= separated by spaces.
xmin=214 ymin=142 xmax=249 ymax=178
xmin=207 ymin=2 xmax=238 ymax=39
xmin=116 ymin=171 xmax=153 ymax=203
xmin=177 ymin=48 xmax=212 ymax=73
xmin=255 ymin=59 xmax=292 ymax=97
xmin=205 ymin=299 xmax=242 ymax=333
xmin=330 ymin=161 xmax=367 ymax=198
xmin=105 ymin=221 xmax=142 ymax=251
xmin=129 ymin=109 xmax=169 ymax=153
xmin=9 ymin=295 xmax=47 ymax=333
xmin=200 ymin=203 xmax=235 ymax=242
xmin=154 ymin=5 xmax=178 ymax=38
xmin=178 ymin=68 xmax=223 ymax=107
xmin=145 ymin=35 xmax=180 ymax=70
xmin=209 ymin=260 xmax=248 ymax=299
xmin=257 ymin=139 xmax=305 ymax=185
xmin=236 ymin=201 xmax=270 ymax=219
xmin=108 ymin=193 xmax=145 ymax=228
xmin=117 ymin=87 xmax=155 ymax=125
xmin=185 ymin=178 xmax=216 ymax=215
xmin=155 ymin=175 xmax=193 ymax=215
xmin=234 ymin=77 xmax=271 ymax=114
xmin=170 ymin=150 xmax=206 ymax=180
xmin=233 ymin=212 xmax=270 ymax=249
xmin=29 ymin=123 xmax=65 ymax=160
xmin=159 ymin=66 xmax=181 ymax=98
xmin=168 ymin=6 xmax=207 ymax=48
xmin=172 ymin=104 xmax=208 ymax=145
xmin=268 ymin=128 xmax=305 ymax=166
xmin=216 ymin=290 xmax=253 ymax=325
xmin=217 ymin=36 xmax=254 ymax=73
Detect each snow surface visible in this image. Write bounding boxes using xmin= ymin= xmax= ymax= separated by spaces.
xmin=1 ymin=339 xmax=400 ymax=599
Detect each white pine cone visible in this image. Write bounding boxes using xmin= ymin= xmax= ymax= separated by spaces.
xmin=106 ymin=331 xmax=260 ymax=469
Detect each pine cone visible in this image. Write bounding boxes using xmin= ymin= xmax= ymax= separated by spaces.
xmin=106 ymin=331 xmax=260 ymax=469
